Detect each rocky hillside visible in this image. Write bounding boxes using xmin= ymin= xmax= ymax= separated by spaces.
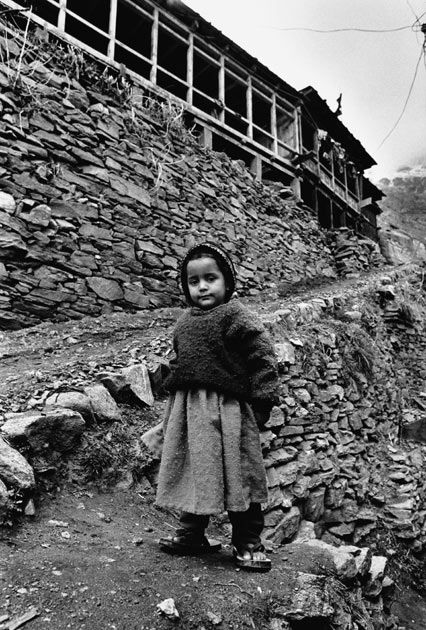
xmin=378 ymin=163 xmax=426 ymax=241
xmin=2 ymin=264 xmax=426 ymax=629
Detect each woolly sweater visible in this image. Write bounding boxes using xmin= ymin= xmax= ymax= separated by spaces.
xmin=164 ymin=300 xmax=280 ymax=407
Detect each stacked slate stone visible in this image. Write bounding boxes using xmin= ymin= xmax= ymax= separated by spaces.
xmin=0 ymin=26 xmax=391 ymax=330
xmin=256 ymin=283 xmax=426 ymax=549
xmin=328 ymin=228 xmax=386 ymax=278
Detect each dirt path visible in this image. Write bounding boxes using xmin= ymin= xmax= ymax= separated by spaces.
xmin=2 ymin=485 xmax=426 ymax=630
xmin=0 ymin=265 xmax=400 ymax=412
xmin=1 ymin=487 xmax=297 ymax=630
xmin=0 ymin=309 xmax=177 ymax=413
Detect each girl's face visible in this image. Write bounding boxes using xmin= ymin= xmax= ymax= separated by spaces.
xmin=186 ymin=256 xmax=227 ymax=310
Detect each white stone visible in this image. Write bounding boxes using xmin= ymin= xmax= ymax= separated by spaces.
xmin=0 ymin=477 xmax=9 ymax=511
xmin=84 ymin=384 xmax=122 ymax=422
xmin=294 ymin=520 xmax=316 ymax=542
xmin=122 ymin=364 xmax=154 ymax=407
xmin=0 ymin=436 xmax=35 ymax=490
xmin=368 ymin=555 xmax=387 ymax=582
xmin=45 ymin=391 xmax=94 ymax=422
xmin=275 ymin=342 xmax=295 ymax=365
xmin=0 ymin=191 xmax=16 ymax=213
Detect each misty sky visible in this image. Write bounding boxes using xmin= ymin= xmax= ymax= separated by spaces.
xmin=184 ymin=0 xmax=426 ymax=181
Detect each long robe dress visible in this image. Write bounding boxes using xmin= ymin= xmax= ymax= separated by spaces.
xmin=156 ymin=388 xmax=268 ymax=515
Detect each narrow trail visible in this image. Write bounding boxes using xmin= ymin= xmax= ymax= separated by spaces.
xmin=0 ymin=264 xmax=402 ymax=410
xmin=2 ymin=487 xmax=295 ymax=630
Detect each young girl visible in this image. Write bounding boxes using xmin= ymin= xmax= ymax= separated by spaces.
xmin=156 ymin=242 xmax=280 ymax=571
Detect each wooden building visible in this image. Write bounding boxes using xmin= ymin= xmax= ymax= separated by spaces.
xmin=299 ymin=87 xmax=383 ymax=240
xmin=1 ymin=0 xmax=382 ymax=239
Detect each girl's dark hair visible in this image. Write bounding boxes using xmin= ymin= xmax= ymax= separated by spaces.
xmin=179 ymin=242 xmax=236 ymax=306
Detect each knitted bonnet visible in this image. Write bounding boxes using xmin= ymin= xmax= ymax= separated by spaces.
xmin=179 ymin=242 xmax=236 ymax=306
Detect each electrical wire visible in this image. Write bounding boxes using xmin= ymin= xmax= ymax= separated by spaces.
xmin=406 ymin=0 xmax=420 ymax=21
xmin=376 ymin=44 xmax=425 ymax=151
xmin=263 ymin=25 xmax=413 ymax=34
xmin=412 ymin=9 xmax=426 ymax=29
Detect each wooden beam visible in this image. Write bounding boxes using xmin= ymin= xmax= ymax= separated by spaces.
xmin=251 ymin=155 xmax=262 ymax=181
xmin=272 ymin=92 xmax=278 ymax=155
xmin=150 ymin=8 xmax=159 ymax=84
xmin=199 ymin=125 xmax=213 ymax=149
xmin=291 ymin=175 xmax=301 ymax=198
xmin=107 ymin=0 xmax=118 ymax=60
xmin=187 ymin=32 xmax=194 ymax=106
xmin=218 ymin=55 xmax=225 ymax=123
xmin=58 ymin=0 xmax=66 ymax=30
xmin=295 ymin=106 xmax=301 ymax=154
xmin=247 ymin=76 xmax=253 ymax=140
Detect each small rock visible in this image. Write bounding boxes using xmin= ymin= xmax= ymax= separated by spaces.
xmin=0 ymin=436 xmax=35 ymax=490
xmin=24 ymin=499 xmax=36 ymax=517
xmin=206 ymin=611 xmax=222 ymax=625
xmin=157 ymin=598 xmax=179 ymax=619
xmin=0 ymin=191 xmax=16 ymax=213
xmin=48 ymin=519 xmax=69 ymax=527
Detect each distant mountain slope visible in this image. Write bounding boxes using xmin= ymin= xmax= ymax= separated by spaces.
xmin=378 ymin=164 xmax=426 ymax=242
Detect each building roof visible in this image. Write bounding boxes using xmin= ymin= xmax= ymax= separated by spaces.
xmin=363 ymin=176 xmax=384 ymax=202
xmin=300 ymin=86 xmax=377 ymax=170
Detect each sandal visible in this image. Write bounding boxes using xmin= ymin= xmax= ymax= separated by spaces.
xmin=233 ymin=543 xmax=272 ymax=572
xmin=159 ymin=535 xmax=221 ymax=556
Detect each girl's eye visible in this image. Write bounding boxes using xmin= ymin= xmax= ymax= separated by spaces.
xmin=188 ymin=278 xmax=198 ymax=285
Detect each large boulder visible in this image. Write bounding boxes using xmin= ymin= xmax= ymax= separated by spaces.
xmin=45 ymin=391 xmax=95 ymax=423
xmin=99 ymin=363 xmax=154 ymax=407
xmin=0 ymin=436 xmax=35 ymax=490
xmin=46 ymin=387 xmax=121 ymax=423
xmin=1 ymin=408 xmax=85 ymax=452
xmin=84 ymin=384 xmax=122 ymax=422
xmin=288 ymin=531 xmax=372 ymax=584
xmin=121 ymin=364 xmax=154 ymax=407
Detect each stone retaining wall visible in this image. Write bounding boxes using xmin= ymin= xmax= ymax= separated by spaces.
xmin=0 ymin=24 xmax=384 ymax=330
xmin=257 ymin=267 xmax=426 ymax=548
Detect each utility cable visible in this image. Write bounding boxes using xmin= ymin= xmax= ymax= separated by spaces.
xmin=412 ymin=9 xmax=426 ymax=29
xmin=263 ymin=25 xmax=413 ymax=34
xmin=376 ymin=45 xmax=425 ymax=151
xmin=406 ymin=0 xmax=420 ymax=21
